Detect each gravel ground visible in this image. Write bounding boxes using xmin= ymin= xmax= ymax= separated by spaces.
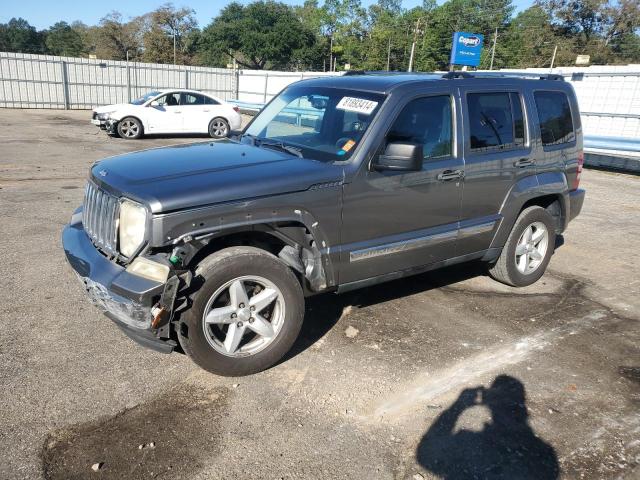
xmin=0 ymin=109 xmax=638 ymax=480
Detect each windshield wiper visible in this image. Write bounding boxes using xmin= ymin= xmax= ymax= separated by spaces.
xmin=260 ymin=141 xmax=303 ymax=158
xmin=241 ymin=134 xmax=303 ymax=158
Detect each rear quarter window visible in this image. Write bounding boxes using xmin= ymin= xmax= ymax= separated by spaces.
xmin=534 ymin=91 xmax=575 ymax=146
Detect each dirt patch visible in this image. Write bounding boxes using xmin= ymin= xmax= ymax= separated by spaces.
xmin=41 ymin=383 xmax=230 ymax=480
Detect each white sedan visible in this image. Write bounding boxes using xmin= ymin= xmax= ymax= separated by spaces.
xmin=91 ymin=89 xmax=243 ymax=140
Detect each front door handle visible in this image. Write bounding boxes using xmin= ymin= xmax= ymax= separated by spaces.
xmin=174 ymin=110 xmax=182 ymax=114
xmin=514 ymin=158 xmax=535 ymax=168
xmin=437 ymin=169 xmax=464 ymax=181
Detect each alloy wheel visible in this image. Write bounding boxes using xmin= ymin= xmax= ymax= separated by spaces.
xmin=514 ymin=221 xmax=549 ymax=275
xmin=210 ymin=120 xmax=228 ymax=137
xmin=202 ymin=275 xmax=285 ymax=357
xmin=120 ymin=120 xmax=139 ymax=138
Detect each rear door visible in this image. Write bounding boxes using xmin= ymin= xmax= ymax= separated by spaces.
xmin=181 ymin=92 xmax=210 ymax=133
xmin=456 ymin=87 xmax=534 ymax=256
xmin=145 ymin=92 xmax=184 ymax=133
xmin=340 ymin=91 xmax=464 ymax=284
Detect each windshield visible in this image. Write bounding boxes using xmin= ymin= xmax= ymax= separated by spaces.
xmin=131 ymin=91 xmax=162 ymax=105
xmin=243 ymin=87 xmax=385 ymax=162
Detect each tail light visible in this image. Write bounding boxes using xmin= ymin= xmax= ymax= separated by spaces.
xmin=233 ymin=106 xmax=239 ymax=113
xmin=573 ymin=151 xmax=584 ymax=190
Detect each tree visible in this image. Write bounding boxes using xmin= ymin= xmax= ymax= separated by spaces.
xmin=200 ymin=1 xmax=314 ymax=70
xmin=95 ymin=12 xmax=143 ymax=60
xmin=536 ymin=0 xmax=640 ymax=64
xmin=45 ymin=21 xmax=85 ymax=56
xmin=141 ymin=3 xmax=199 ymax=64
xmin=0 ymin=18 xmax=45 ymax=53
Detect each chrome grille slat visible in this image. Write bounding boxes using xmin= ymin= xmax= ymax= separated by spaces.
xmin=82 ymin=182 xmax=118 ymax=256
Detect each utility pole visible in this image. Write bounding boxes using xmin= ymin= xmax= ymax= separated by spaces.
xmin=386 ymin=36 xmax=391 ymax=71
xmin=550 ymin=45 xmax=558 ymax=71
xmin=173 ymin=32 xmax=177 ymax=65
xmin=408 ymin=18 xmax=421 ymax=72
xmin=489 ymin=27 xmax=498 ymax=70
xmin=329 ymin=35 xmax=334 ymax=72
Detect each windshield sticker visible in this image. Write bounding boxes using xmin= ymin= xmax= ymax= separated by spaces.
xmin=341 ymin=139 xmax=356 ymax=152
xmin=336 ymin=97 xmax=378 ymax=115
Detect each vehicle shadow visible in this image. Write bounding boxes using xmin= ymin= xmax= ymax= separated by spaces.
xmin=416 ymin=375 xmax=559 ymax=479
xmin=284 ymin=261 xmax=488 ymax=362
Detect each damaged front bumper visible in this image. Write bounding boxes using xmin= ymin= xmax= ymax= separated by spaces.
xmin=62 ymin=210 xmax=177 ymax=353
xmin=91 ymin=116 xmax=118 ymax=134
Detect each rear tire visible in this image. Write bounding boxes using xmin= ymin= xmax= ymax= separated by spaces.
xmin=178 ymin=246 xmax=304 ymax=376
xmin=117 ymin=117 xmax=143 ymax=139
xmin=488 ymin=206 xmax=556 ymax=287
xmin=208 ymin=117 xmax=230 ymax=139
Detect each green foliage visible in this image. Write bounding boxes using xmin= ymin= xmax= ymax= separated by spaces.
xmin=45 ymin=22 xmax=85 ymax=57
xmin=0 ymin=18 xmax=45 ymax=54
xmin=1 ymin=0 xmax=638 ymax=69
xmin=141 ymin=3 xmax=198 ymax=64
xmin=199 ymin=1 xmax=315 ymax=69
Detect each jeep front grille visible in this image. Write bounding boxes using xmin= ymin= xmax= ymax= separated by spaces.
xmin=82 ymin=182 xmax=119 ymax=256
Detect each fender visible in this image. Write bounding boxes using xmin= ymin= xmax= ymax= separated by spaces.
xmin=149 ymin=192 xmax=341 ymax=291
xmin=489 ymin=171 xmax=569 ymax=250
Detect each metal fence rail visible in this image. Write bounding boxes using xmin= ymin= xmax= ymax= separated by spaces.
xmin=1 ymin=52 xmax=639 ymax=161
xmin=0 ymin=52 xmax=238 ymax=109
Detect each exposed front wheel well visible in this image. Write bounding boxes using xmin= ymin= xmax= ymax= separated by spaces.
xmin=182 ymin=223 xmax=328 ymax=294
xmin=189 ymin=230 xmax=288 ymax=269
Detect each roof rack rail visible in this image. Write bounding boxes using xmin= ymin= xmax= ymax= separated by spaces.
xmin=442 ymin=71 xmax=473 ymax=79
xmin=342 ymin=70 xmax=416 ymax=76
xmin=442 ymin=71 xmax=565 ymax=81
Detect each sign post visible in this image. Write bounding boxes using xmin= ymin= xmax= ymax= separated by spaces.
xmin=449 ymin=32 xmax=484 ymax=70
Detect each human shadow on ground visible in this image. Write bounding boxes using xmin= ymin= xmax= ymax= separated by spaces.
xmin=416 ymin=375 xmax=559 ymax=480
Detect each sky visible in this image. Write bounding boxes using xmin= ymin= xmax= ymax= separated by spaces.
xmin=2 ymin=0 xmax=534 ymax=30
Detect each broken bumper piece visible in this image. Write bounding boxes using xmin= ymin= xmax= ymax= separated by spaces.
xmin=62 ymin=209 xmax=176 ymax=353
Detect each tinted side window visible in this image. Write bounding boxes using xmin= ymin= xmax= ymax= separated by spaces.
xmin=387 ymin=95 xmax=453 ymax=160
xmin=468 ymin=92 xmax=525 ymax=151
xmin=204 ymin=96 xmax=220 ymax=105
xmin=534 ymin=91 xmax=575 ymax=146
xmin=182 ymin=93 xmax=205 ymax=105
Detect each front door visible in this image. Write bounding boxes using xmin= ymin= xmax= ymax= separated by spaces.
xmin=145 ymin=92 xmax=184 ymax=133
xmin=340 ymin=93 xmax=464 ymax=284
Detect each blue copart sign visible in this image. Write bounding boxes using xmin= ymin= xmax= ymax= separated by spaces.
xmin=450 ymin=32 xmax=484 ymax=67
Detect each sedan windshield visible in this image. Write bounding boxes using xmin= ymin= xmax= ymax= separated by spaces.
xmin=243 ymin=87 xmax=385 ymax=162
xmin=131 ymin=91 xmax=162 ymax=105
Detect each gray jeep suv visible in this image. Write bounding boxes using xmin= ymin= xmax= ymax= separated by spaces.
xmin=62 ymin=72 xmax=585 ymax=376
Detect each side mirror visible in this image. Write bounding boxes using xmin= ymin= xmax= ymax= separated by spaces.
xmin=372 ymin=142 xmax=423 ymax=171
xmin=149 ymin=100 xmax=160 ymax=107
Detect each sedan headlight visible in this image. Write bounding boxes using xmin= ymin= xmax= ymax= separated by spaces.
xmin=119 ymin=199 xmax=147 ymax=257
xmin=97 ymin=111 xmax=115 ymax=120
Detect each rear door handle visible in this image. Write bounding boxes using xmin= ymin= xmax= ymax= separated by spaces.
xmin=514 ymin=158 xmax=535 ymax=168
xmin=437 ymin=169 xmax=464 ymax=181
xmin=174 ymin=110 xmax=182 ymax=114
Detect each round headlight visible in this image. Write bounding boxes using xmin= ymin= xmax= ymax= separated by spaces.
xmin=119 ymin=199 xmax=147 ymax=257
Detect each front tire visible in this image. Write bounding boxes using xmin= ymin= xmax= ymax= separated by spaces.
xmin=208 ymin=117 xmax=230 ymax=139
xmin=178 ymin=247 xmax=304 ymax=376
xmin=117 ymin=117 xmax=143 ymax=139
xmin=488 ymin=206 xmax=556 ymax=287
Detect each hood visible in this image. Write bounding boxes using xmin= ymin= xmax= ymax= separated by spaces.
xmin=90 ymin=140 xmax=344 ymax=213
xmin=93 ymin=103 xmax=130 ymax=114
